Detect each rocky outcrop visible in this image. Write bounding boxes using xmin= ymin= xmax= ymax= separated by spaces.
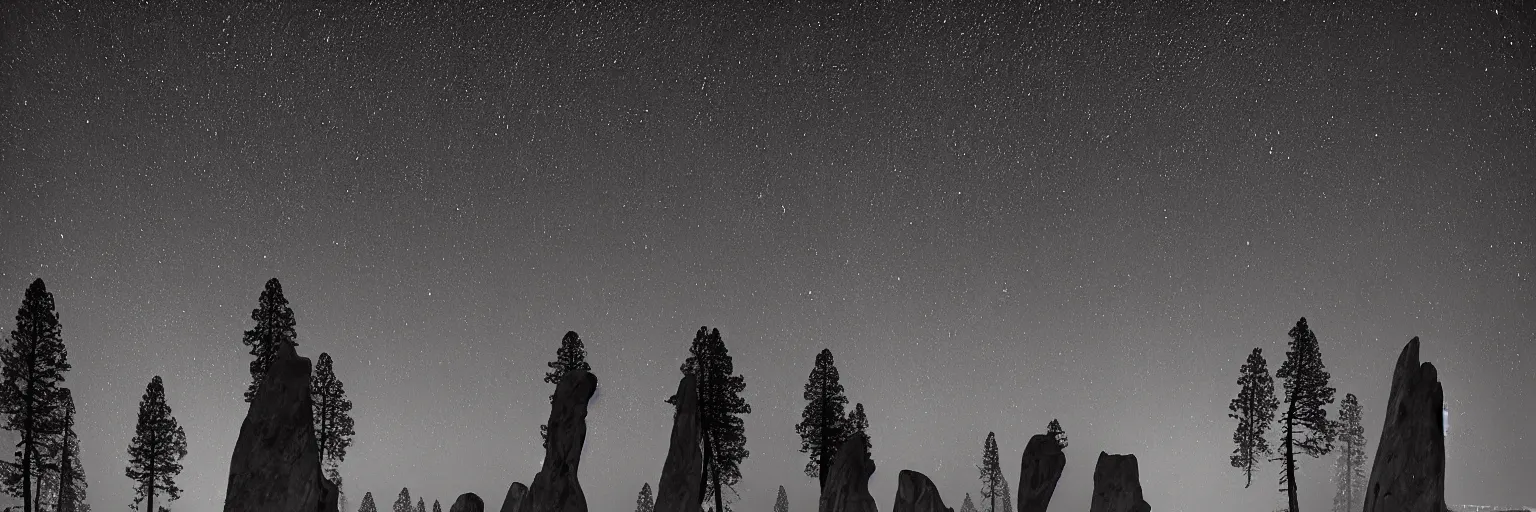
xmin=321 ymin=477 xmax=340 ymax=512
xmin=818 ymin=433 xmax=877 ymax=512
xmin=520 ymin=370 xmax=598 ymax=512
xmin=498 ymin=482 xmax=528 ymax=512
xmin=1362 ymin=337 xmax=1447 ymax=512
xmin=654 ymin=375 xmax=703 ymax=512
xmin=223 ymin=341 xmax=326 ymax=512
xmin=1017 ymin=434 xmax=1065 ymax=512
xmin=893 ymin=469 xmax=951 ymax=512
xmin=450 ymin=494 xmax=486 ymax=512
xmin=1088 ymin=452 xmax=1150 ymax=512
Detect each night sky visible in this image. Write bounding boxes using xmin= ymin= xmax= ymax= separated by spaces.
xmin=2 ymin=1 xmax=1533 ymax=511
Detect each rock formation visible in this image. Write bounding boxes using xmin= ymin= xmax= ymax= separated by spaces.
xmin=1362 ymin=337 xmax=1447 ymax=512
xmin=520 ymin=369 xmax=598 ymax=512
xmin=1088 ymin=452 xmax=1150 ymax=512
xmin=818 ymin=433 xmax=877 ymax=512
xmin=1017 ymin=434 xmax=1065 ymax=512
xmin=321 ymin=477 xmax=340 ymax=512
xmin=222 ymin=341 xmax=327 ymax=512
xmin=450 ymin=494 xmax=486 ymax=512
xmin=498 ymin=482 xmax=528 ymax=512
xmin=893 ymin=469 xmax=951 ymax=512
xmin=654 ymin=375 xmax=703 ymax=512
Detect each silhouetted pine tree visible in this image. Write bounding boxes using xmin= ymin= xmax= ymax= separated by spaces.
xmin=978 ymin=432 xmax=1006 ymax=512
xmin=794 ymin=349 xmax=848 ymax=487
xmin=1229 ymin=347 xmax=1279 ymax=488
xmin=392 ymin=488 xmax=412 ymax=512
xmin=312 ymin=352 xmax=355 ymax=476
xmin=959 ymin=493 xmax=977 ymax=512
xmin=773 ymin=486 xmax=788 ymax=512
xmin=124 ymin=376 xmax=187 ymax=512
xmin=845 ymin=403 xmax=869 ymax=454
xmin=665 ymin=327 xmax=751 ymax=512
xmin=634 ymin=483 xmax=654 ymax=512
xmin=1045 ymin=419 xmax=1067 ymax=449
xmin=2 ymin=279 xmax=73 ymax=512
xmin=415 ymin=497 xmax=425 ymax=512
xmin=1330 ymin=393 xmax=1368 ymax=512
xmin=358 ymin=492 xmax=377 ymax=512
xmin=433 ymin=500 xmax=441 ymax=512
xmin=241 ymin=278 xmax=297 ymax=402
xmin=48 ymin=389 xmax=85 ymax=512
xmin=542 ymin=331 xmax=591 ymax=447
xmin=1275 ymin=318 xmax=1337 ymax=512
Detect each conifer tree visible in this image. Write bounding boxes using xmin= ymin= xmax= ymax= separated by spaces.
xmin=433 ymin=501 xmax=441 ymax=512
xmin=392 ymin=488 xmax=412 ymax=512
xmin=312 ymin=352 xmax=356 ymax=476
xmin=1229 ymin=347 xmax=1279 ymax=488
xmin=794 ymin=349 xmax=848 ymax=486
xmin=773 ymin=486 xmax=788 ymax=512
xmin=542 ymin=331 xmax=591 ymax=446
xmin=415 ymin=497 xmax=425 ymax=512
xmin=977 ymin=432 xmax=1005 ymax=512
xmin=124 ymin=376 xmax=187 ymax=512
xmin=845 ymin=403 xmax=870 ymax=454
xmin=49 ymin=389 xmax=85 ymax=512
xmin=1045 ymin=419 xmax=1067 ymax=449
xmin=241 ymin=278 xmax=297 ymax=402
xmin=665 ymin=327 xmax=751 ymax=512
xmin=1330 ymin=393 xmax=1368 ymax=512
xmin=634 ymin=483 xmax=654 ymax=512
xmin=1 ymin=279 xmax=72 ymax=512
xmin=359 ymin=492 xmax=378 ymax=512
xmin=1275 ymin=318 xmax=1337 ymax=512
xmin=959 ymin=493 xmax=977 ymax=512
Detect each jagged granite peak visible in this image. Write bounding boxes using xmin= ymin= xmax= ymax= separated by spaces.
xmin=223 ymin=340 xmax=328 ymax=512
xmin=818 ymin=433 xmax=878 ymax=512
xmin=893 ymin=469 xmax=951 ymax=512
xmin=1017 ymin=434 xmax=1065 ymax=512
xmin=1363 ymin=337 xmax=1447 ymax=512
xmin=654 ymin=374 xmax=703 ymax=512
xmin=1088 ymin=452 xmax=1150 ymax=512
xmin=499 ymin=483 xmax=528 ymax=512
xmin=521 ymin=370 xmax=598 ymax=512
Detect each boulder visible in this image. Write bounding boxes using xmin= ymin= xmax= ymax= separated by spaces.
xmin=654 ymin=375 xmax=703 ymax=512
xmin=1017 ymin=434 xmax=1066 ymax=512
xmin=818 ymin=433 xmax=877 ymax=512
xmin=521 ymin=370 xmax=599 ymax=512
xmin=498 ymin=482 xmax=528 ymax=512
xmin=1362 ymin=337 xmax=1447 ymax=512
xmin=893 ymin=469 xmax=951 ymax=512
xmin=223 ymin=341 xmax=326 ymax=512
xmin=321 ymin=477 xmax=340 ymax=512
xmin=450 ymin=494 xmax=486 ymax=512
xmin=1088 ymin=452 xmax=1150 ymax=512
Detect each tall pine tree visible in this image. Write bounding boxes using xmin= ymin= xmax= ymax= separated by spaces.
xmin=1275 ymin=318 xmax=1337 ymax=512
xmin=241 ymin=278 xmax=297 ymax=402
xmin=542 ymin=331 xmax=591 ymax=446
xmin=977 ymin=432 xmax=1005 ymax=512
xmin=845 ymin=403 xmax=869 ymax=454
xmin=794 ymin=349 xmax=848 ymax=487
xmin=1229 ymin=347 xmax=1279 ymax=488
xmin=773 ymin=486 xmax=788 ymax=512
xmin=666 ymin=327 xmax=751 ymax=512
xmin=1330 ymin=393 xmax=1368 ymax=512
xmin=392 ymin=488 xmax=412 ymax=512
xmin=124 ymin=376 xmax=187 ymax=512
xmin=312 ymin=352 xmax=355 ymax=477
xmin=2 ymin=279 xmax=72 ymax=512
xmin=1045 ymin=419 xmax=1067 ymax=449
xmin=634 ymin=483 xmax=654 ymax=512
xmin=415 ymin=497 xmax=425 ymax=512
xmin=46 ymin=389 xmax=85 ymax=512
xmin=433 ymin=500 xmax=442 ymax=512
xmin=358 ymin=492 xmax=378 ymax=512
xmin=959 ymin=493 xmax=977 ymax=512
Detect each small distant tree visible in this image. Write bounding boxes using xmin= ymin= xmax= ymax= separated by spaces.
xmin=392 ymin=488 xmax=412 ymax=512
xmin=1330 ymin=393 xmax=1368 ymax=512
xmin=977 ymin=432 xmax=1006 ymax=512
xmin=1 ymin=279 xmax=72 ymax=512
xmin=124 ymin=376 xmax=187 ymax=512
xmin=634 ymin=483 xmax=654 ymax=512
xmin=959 ymin=493 xmax=977 ymax=512
xmin=845 ymin=403 xmax=869 ymax=454
xmin=241 ymin=278 xmax=297 ymax=402
xmin=795 ymin=349 xmax=848 ymax=487
xmin=358 ymin=492 xmax=377 ymax=512
xmin=665 ymin=327 xmax=751 ymax=512
xmin=312 ymin=353 xmax=355 ymax=475
xmin=432 ymin=501 xmax=441 ymax=512
xmin=542 ymin=331 xmax=591 ymax=446
xmin=773 ymin=486 xmax=788 ymax=512
xmin=1045 ymin=419 xmax=1067 ymax=449
xmin=1229 ymin=347 xmax=1279 ymax=488
xmin=1275 ymin=318 xmax=1337 ymax=512
xmin=415 ymin=498 xmax=424 ymax=512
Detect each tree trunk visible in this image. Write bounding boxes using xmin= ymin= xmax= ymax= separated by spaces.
xmin=1285 ymin=403 xmax=1298 ymax=512
xmin=23 ymin=425 xmax=32 ymax=512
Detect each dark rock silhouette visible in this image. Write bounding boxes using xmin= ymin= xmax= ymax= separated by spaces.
xmin=450 ymin=494 xmax=486 ymax=512
xmin=222 ymin=341 xmax=326 ymax=512
xmin=521 ymin=370 xmax=598 ymax=512
xmin=654 ymin=375 xmax=703 ymax=512
xmin=1088 ymin=452 xmax=1150 ymax=512
xmin=818 ymin=433 xmax=877 ymax=512
xmin=892 ymin=469 xmax=951 ymax=512
xmin=321 ymin=477 xmax=340 ymax=512
xmin=1362 ymin=337 xmax=1447 ymax=512
xmin=498 ymin=483 xmax=528 ymax=512
xmin=1017 ymin=434 xmax=1065 ymax=512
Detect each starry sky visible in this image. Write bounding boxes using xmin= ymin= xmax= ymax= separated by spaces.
xmin=1 ymin=1 xmax=1533 ymax=511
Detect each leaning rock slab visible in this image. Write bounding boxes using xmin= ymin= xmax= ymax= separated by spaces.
xmin=1088 ymin=452 xmax=1150 ymax=512
xmin=1017 ymin=434 xmax=1065 ymax=512
xmin=451 ymin=493 xmax=486 ymax=512
xmin=654 ymin=375 xmax=703 ymax=512
xmin=521 ymin=370 xmax=598 ymax=512
xmin=819 ymin=433 xmax=877 ymax=512
xmin=893 ymin=469 xmax=951 ymax=512
xmin=223 ymin=341 xmax=326 ymax=512
xmin=1362 ymin=337 xmax=1447 ymax=512
xmin=498 ymin=482 xmax=528 ymax=512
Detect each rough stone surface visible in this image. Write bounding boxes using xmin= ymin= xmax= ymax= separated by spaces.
xmin=222 ymin=341 xmax=326 ymax=512
xmin=450 ymin=494 xmax=486 ymax=512
xmin=498 ymin=483 xmax=528 ymax=512
xmin=321 ymin=477 xmax=340 ymax=512
xmin=521 ymin=370 xmax=598 ymax=512
xmin=654 ymin=375 xmax=703 ymax=512
xmin=1017 ymin=434 xmax=1066 ymax=512
xmin=1362 ymin=337 xmax=1447 ymax=512
xmin=818 ymin=433 xmax=878 ymax=512
xmin=1088 ymin=452 xmax=1150 ymax=512
xmin=892 ymin=469 xmax=951 ymax=512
